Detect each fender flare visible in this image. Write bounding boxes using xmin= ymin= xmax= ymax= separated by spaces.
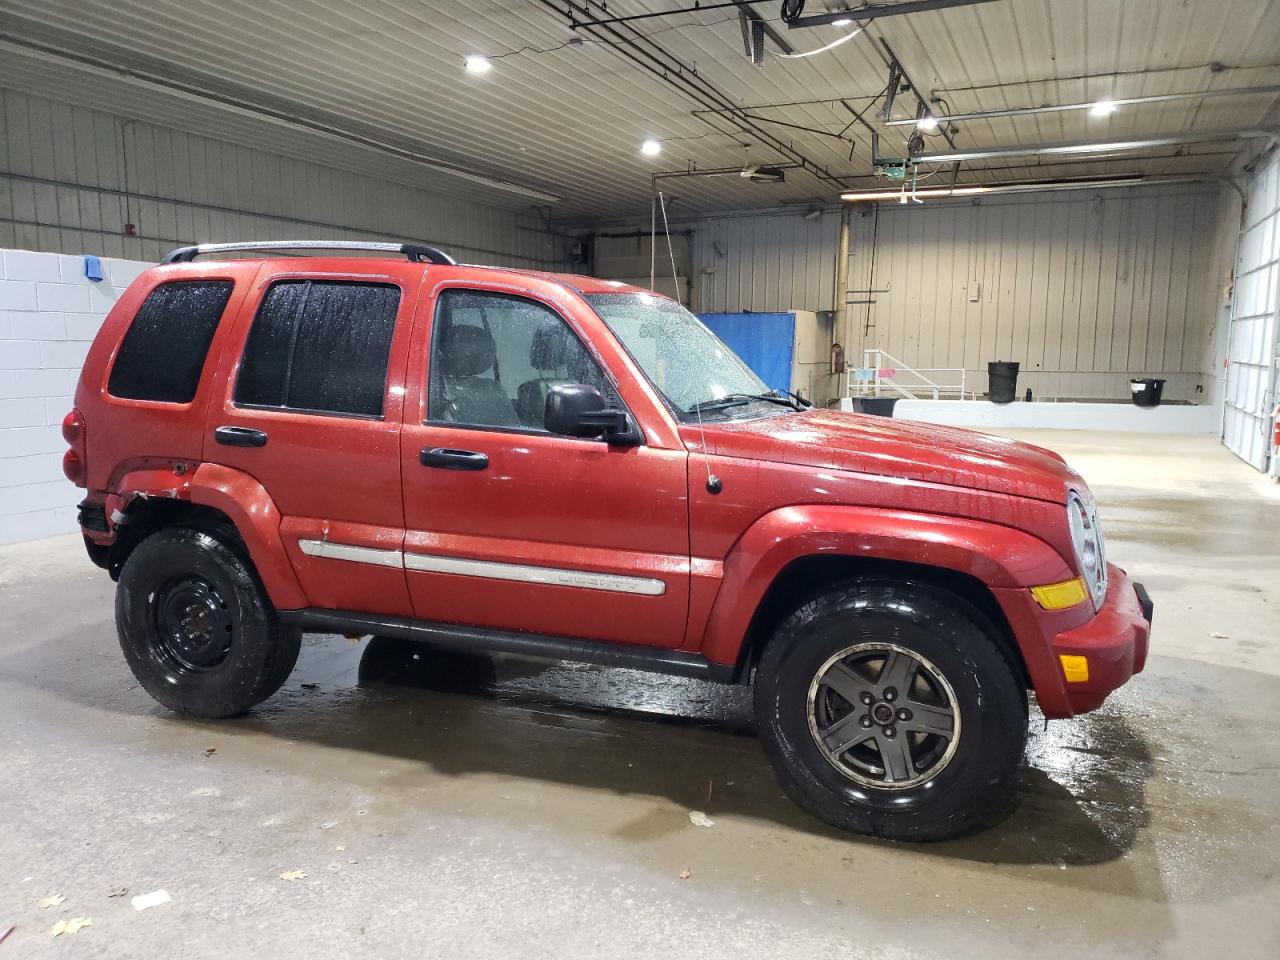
xmin=698 ymin=504 xmax=1076 ymax=668
xmin=110 ymin=462 xmax=308 ymax=610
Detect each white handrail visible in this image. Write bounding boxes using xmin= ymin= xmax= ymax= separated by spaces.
xmin=849 ymin=349 xmax=971 ymax=401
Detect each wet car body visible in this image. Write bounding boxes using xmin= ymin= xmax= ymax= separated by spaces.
xmin=64 ymin=241 xmax=1153 ymax=839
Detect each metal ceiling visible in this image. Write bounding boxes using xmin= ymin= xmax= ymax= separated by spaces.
xmin=1 ymin=0 xmax=1278 ymax=222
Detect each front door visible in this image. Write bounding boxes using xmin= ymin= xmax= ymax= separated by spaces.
xmin=206 ymin=262 xmax=422 ymax=616
xmin=399 ymin=285 xmax=690 ymax=647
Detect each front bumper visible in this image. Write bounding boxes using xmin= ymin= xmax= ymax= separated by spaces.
xmin=1050 ymin=564 xmax=1152 ymax=714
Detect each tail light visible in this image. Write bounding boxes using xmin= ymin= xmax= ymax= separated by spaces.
xmin=62 ymin=408 xmax=86 ymax=487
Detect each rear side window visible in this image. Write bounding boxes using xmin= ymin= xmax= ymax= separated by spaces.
xmin=108 ymin=280 xmax=234 ymax=403
xmin=235 ymin=280 xmax=401 ymax=418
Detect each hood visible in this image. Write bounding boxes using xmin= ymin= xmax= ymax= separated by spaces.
xmin=690 ymin=409 xmax=1082 ymax=504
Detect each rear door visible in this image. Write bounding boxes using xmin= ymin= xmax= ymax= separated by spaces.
xmin=205 ymin=260 xmax=423 ymax=615
xmin=398 ymin=282 xmax=691 ymax=647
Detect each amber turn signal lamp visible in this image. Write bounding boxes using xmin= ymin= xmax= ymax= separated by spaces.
xmin=1030 ymin=576 xmax=1088 ymax=610
xmin=1059 ymin=654 xmax=1090 ymax=683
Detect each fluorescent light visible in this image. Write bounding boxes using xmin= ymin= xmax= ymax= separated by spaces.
xmin=640 ymin=139 xmax=662 ymax=156
xmin=464 ymin=55 xmax=492 ymax=74
xmin=841 ymin=186 xmax=989 ymax=202
xmin=840 ymin=175 xmax=1154 ymax=202
xmin=916 ymin=115 xmax=939 ymax=132
xmin=833 ymin=18 xmax=853 ymax=26
xmin=1090 ymin=99 xmax=1117 ymax=116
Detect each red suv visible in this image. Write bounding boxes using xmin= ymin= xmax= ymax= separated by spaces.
xmin=67 ymin=240 xmax=1152 ymax=841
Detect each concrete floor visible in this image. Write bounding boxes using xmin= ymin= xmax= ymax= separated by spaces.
xmin=1 ymin=431 xmax=1278 ymax=959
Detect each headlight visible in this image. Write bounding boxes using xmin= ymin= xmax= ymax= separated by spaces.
xmin=1067 ymin=491 xmax=1108 ymax=608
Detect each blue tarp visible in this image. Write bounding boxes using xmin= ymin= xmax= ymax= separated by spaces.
xmin=698 ymin=312 xmax=794 ymax=392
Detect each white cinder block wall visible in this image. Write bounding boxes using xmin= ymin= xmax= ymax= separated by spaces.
xmin=0 ymin=249 xmax=150 ymax=544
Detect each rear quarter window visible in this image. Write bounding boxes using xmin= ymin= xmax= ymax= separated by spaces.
xmin=107 ymin=280 xmax=235 ymax=403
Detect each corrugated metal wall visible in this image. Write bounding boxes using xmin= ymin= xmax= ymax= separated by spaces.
xmin=592 ymin=214 xmax=838 ymax=315
xmin=0 ymin=88 xmax=566 ymax=268
xmin=591 ymin=232 xmax=693 ymax=304
xmin=692 ymin=211 xmax=839 ymax=315
xmin=625 ymin=185 xmax=1232 ymax=403
xmin=847 ymin=185 xmax=1232 ymax=402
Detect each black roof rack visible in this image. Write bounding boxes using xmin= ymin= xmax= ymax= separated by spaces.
xmin=161 ymin=240 xmax=456 ymax=265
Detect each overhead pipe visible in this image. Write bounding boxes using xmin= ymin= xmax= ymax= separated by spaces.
xmin=535 ymin=0 xmax=852 ymax=188
xmin=882 ymin=84 xmax=1280 ymax=126
xmin=834 ymin=207 xmax=850 ymax=315
xmin=564 ymin=0 xmax=1002 ymax=30
xmin=781 ymin=0 xmax=1003 ymax=28
xmin=833 ymin=206 xmax=851 ymax=397
xmin=910 ymin=129 xmax=1280 ymax=165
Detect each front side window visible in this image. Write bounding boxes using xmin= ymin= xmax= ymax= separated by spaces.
xmin=428 ymin=289 xmax=615 ymax=430
xmin=108 ymin=280 xmax=234 ymax=403
xmin=586 ymin=292 xmax=790 ymax=421
xmin=235 ymin=280 xmax=400 ymax=418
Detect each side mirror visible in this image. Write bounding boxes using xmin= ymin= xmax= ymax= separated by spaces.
xmin=545 ymin=384 xmax=637 ymax=444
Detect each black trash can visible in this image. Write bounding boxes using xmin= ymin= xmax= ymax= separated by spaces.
xmin=1130 ymin=377 xmax=1166 ymax=407
xmin=857 ymin=398 xmax=898 ymax=417
xmin=987 ymin=361 xmax=1020 ymax=404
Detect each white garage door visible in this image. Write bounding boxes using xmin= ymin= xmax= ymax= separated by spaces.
xmin=1223 ymin=153 xmax=1279 ymax=472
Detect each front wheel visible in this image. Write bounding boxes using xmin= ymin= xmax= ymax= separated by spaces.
xmin=116 ymin=527 xmax=301 ymax=718
xmin=754 ymin=580 xmax=1027 ymax=841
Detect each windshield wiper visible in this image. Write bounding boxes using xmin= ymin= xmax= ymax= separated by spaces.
xmin=687 ymin=392 xmax=800 ymax=415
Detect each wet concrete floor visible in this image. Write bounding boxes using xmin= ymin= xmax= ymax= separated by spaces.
xmin=1 ymin=431 xmax=1277 ymax=958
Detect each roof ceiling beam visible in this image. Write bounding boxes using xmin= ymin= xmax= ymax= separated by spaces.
xmin=884 ymin=84 xmax=1280 ymax=126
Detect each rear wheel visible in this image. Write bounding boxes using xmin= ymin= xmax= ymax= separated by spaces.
xmin=116 ymin=527 xmax=301 ymax=718
xmin=754 ymin=580 xmax=1027 ymax=841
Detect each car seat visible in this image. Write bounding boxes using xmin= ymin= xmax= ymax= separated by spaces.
xmin=437 ymin=324 xmax=521 ymax=427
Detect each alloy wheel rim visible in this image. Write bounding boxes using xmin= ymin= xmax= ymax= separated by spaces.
xmin=150 ymin=575 xmax=234 ymax=676
xmin=806 ymin=642 xmax=961 ymax=790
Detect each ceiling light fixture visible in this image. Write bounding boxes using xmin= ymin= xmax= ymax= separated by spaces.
xmin=842 ymin=185 xmax=989 ymax=202
xmin=916 ymin=115 xmax=939 ymax=132
xmin=464 ymin=55 xmax=492 ymax=74
xmin=640 ymin=139 xmax=663 ymax=156
xmin=832 ymin=18 xmax=853 ymax=26
xmin=840 ymin=174 xmax=1174 ymax=203
xmin=1089 ymin=98 xmax=1117 ymax=117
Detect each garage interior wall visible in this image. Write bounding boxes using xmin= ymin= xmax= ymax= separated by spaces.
xmin=592 ymin=211 xmax=839 ymax=316
xmin=846 ymin=185 xmax=1235 ymax=404
xmin=0 ymin=249 xmax=148 ymax=544
xmin=596 ymin=184 xmax=1234 ymax=405
xmin=0 ymin=87 xmax=568 ymax=268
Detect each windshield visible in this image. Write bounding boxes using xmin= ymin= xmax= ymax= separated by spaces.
xmin=585 ymin=292 xmax=793 ymax=421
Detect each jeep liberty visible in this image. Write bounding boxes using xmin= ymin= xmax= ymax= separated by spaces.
xmin=65 ymin=240 xmax=1152 ymax=841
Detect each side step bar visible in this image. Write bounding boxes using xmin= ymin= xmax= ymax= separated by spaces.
xmin=279 ymin=609 xmax=739 ymax=684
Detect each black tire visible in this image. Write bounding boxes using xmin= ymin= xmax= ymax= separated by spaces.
xmin=115 ymin=527 xmax=301 ymax=718
xmin=754 ymin=579 xmax=1027 ymax=841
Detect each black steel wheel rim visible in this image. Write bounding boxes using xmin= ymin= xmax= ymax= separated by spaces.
xmin=150 ymin=575 xmax=234 ymax=676
xmin=806 ymin=643 xmax=961 ymax=790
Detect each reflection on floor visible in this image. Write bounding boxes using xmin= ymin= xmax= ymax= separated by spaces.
xmin=1 ymin=431 xmax=1277 ymax=958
